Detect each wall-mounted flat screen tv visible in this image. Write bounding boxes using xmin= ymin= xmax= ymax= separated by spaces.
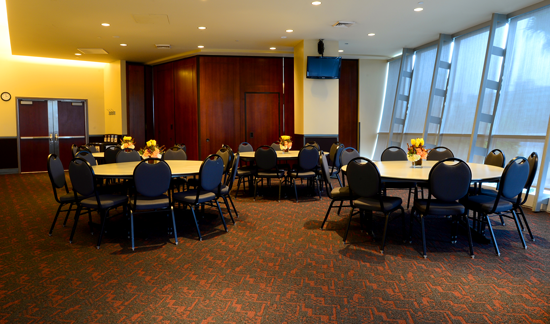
xmin=306 ymin=56 xmax=342 ymax=79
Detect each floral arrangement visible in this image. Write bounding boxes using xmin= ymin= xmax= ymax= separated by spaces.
xmin=120 ymin=136 xmax=135 ymax=150
xmin=407 ymin=138 xmax=429 ymax=162
xmin=279 ymin=135 xmax=292 ymax=152
xmin=139 ymin=139 xmax=165 ymax=159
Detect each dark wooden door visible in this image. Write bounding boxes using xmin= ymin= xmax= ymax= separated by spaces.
xmin=19 ymin=100 xmax=50 ymax=172
xmin=245 ymin=93 xmax=280 ymax=149
xmin=57 ymin=101 xmax=86 ymax=167
xmin=339 ymin=59 xmax=359 ymax=149
xmin=153 ymin=62 xmax=175 ymax=148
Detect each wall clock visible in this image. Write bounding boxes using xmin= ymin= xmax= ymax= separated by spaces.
xmin=1 ymin=92 xmax=11 ymax=101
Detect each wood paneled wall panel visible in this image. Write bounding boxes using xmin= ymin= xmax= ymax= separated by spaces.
xmin=145 ymin=66 xmax=154 ymax=142
xmin=174 ymin=57 xmax=199 ymax=160
xmin=283 ymin=58 xmax=295 ymax=139
xmin=339 ymin=59 xmax=359 ymax=149
xmin=199 ymin=56 xmax=241 ymax=158
xmin=126 ymin=63 xmax=146 ymax=148
xmin=153 ymin=62 xmax=176 ymax=148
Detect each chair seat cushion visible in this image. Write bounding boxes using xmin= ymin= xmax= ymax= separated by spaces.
xmin=173 ymin=190 xmax=216 ymax=204
xmin=59 ymin=191 xmax=84 ymax=203
xmin=237 ymin=168 xmax=255 ymax=177
xmin=290 ymin=170 xmax=316 ymax=178
xmin=354 ymin=196 xmax=402 ymax=212
xmin=414 ymin=199 xmax=465 ymax=215
xmin=257 ymin=170 xmax=284 ymax=178
xmin=331 ymin=186 xmax=353 ymax=200
xmin=132 ymin=194 xmax=170 ymax=210
xmin=212 ymin=185 xmax=229 ymax=196
xmin=80 ymin=194 xmax=128 ymax=209
xmin=462 ymin=194 xmax=514 ymax=214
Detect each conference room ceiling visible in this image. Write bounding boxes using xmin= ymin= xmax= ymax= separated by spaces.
xmin=5 ymin=0 xmax=543 ymax=65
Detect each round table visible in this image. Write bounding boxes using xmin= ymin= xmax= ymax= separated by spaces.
xmin=239 ymin=150 xmax=300 ymax=160
xmin=341 ymin=160 xmax=503 ymax=182
xmin=92 ymin=152 xmax=104 ymax=158
xmin=92 ymin=160 xmax=203 ymax=179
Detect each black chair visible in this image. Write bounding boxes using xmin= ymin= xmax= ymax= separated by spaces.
xmin=75 ymin=150 xmax=96 ymax=166
xmin=238 ymin=142 xmax=253 ymax=153
xmin=270 ymin=142 xmax=281 ymax=151
xmin=470 ymin=149 xmax=506 ymax=222
xmin=47 ymin=154 xmax=79 ymax=236
xmin=339 ymin=147 xmax=360 ymax=187
xmin=319 ymin=153 xmax=355 ymax=229
xmin=328 ymin=143 xmax=345 ymax=187
xmin=254 ymin=146 xmax=285 ymax=202
xmin=129 ymin=159 xmax=178 ymax=251
xmin=289 ymin=146 xmax=321 ymax=202
xmin=85 ymin=144 xmax=98 ymax=153
xmin=216 ymin=146 xmax=234 ymax=182
xmin=346 ymin=157 xmax=405 ymax=253
xmin=104 ymin=146 xmax=120 ymax=164
xmin=409 ymin=158 xmax=474 ymax=259
xmin=71 ymin=144 xmax=79 ymax=158
xmin=306 ymin=141 xmax=320 ymax=151
xmin=380 ymin=146 xmax=416 ymax=208
xmin=172 ymin=154 xmax=228 ymax=241
xmin=163 ymin=146 xmax=188 ymax=161
xmin=214 ymin=153 xmax=240 ymax=221
xmin=68 ymin=158 xmax=129 ymax=248
xmin=175 ymin=143 xmax=187 ymax=152
xmin=427 ymin=146 xmax=454 ymax=161
xmin=462 ymin=157 xmax=530 ymax=256
xmin=116 ymin=149 xmax=141 ymax=163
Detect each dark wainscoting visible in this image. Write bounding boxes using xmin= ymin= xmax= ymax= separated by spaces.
xmin=293 ymin=134 xmax=339 ymax=153
xmin=0 ymin=138 xmax=19 ymax=173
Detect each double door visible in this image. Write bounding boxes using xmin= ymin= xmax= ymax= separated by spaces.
xmin=18 ymin=99 xmax=87 ymax=172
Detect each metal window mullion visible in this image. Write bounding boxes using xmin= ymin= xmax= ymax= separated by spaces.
xmin=387 ymin=48 xmax=414 ymax=148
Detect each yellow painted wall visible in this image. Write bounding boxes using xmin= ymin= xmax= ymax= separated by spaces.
xmin=293 ymin=41 xmax=305 ymax=134
xmin=104 ymin=60 xmax=127 ymax=135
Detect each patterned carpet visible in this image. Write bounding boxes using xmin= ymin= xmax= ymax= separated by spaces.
xmin=0 ymin=172 xmax=549 ymax=323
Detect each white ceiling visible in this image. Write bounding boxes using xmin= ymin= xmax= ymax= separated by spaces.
xmin=5 ymin=0 xmax=544 ymax=65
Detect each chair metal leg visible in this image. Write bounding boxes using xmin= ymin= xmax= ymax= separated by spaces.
xmin=517 ymin=206 xmax=534 ymax=241
xmin=69 ymin=205 xmax=82 ymax=243
xmin=49 ymin=203 xmax=65 ymax=236
xmin=336 ymin=173 xmax=342 ymax=187
xmin=293 ymin=178 xmax=298 ymax=203
xmin=215 ymin=200 xmax=228 ymax=232
xmin=380 ymin=213 xmax=390 ymax=254
xmin=463 ymin=214 xmax=475 ymax=258
xmin=63 ymin=202 xmax=75 ymax=227
xmin=278 ymin=180 xmax=281 ymax=202
xmin=96 ymin=210 xmax=109 ymax=249
xmin=321 ymin=200 xmax=336 ymax=229
xmin=485 ymin=214 xmax=500 ymax=256
xmin=170 ymin=207 xmax=178 ymax=245
xmin=222 ymin=196 xmax=235 ymax=224
xmin=130 ymin=210 xmax=135 ymax=251
xmin=420 ymin=215 xmax=427 ymax=259
xmin=227 ymin=195 xmax=239 ymax=218
xmin=511 ymin=209 xmax=527 ymax=249
xmin=190 ymin=206 xmax=202 ymax=241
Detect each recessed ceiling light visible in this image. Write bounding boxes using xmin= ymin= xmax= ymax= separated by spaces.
xmin=312 ymin=1 xmax=321 ymax=5
xmin=198 ymin=26 xmax=207 ymax=30
xmin=75 ymin=53 xmax=82 ymax=56
xmin=286 ymin=29 xmax=293 ymax=33
xmin=270 ymin=47 xmax=276 ymax=50
xmin=414 ymin=7 xmax=423 ymax=12
xmin=338 ymin=50 xmax=344 ymax=53
xmin=198 ymin=45 xmax=204 ymax=48
xmin=101 ymin=23 xmax=110 ymax=27
xmin=120 ymin=44 xmax=127 ymax=47
xmin=368 ymin=33 xmax=375 ymax=36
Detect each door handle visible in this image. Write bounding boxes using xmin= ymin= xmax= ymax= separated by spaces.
xmin=49 ymin=133 xmax=53 ymax=141
xmin=250 ymin=132 xmax=254 ymax=138
xmin=55 ymin=134 xmax=58 ymax=141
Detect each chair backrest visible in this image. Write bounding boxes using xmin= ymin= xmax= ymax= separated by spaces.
xmin=133 ymin=159 xmax=172 ymax=197
xmin=381 ymin=146 xmax=407 ymax=161
xmin=163 ymin=146 xmax=187 ymax=160
xmin=347 ymin=157 xmax=381 ymax=198
xmin=47 ymin=154 xmax=67 ymax=190
xmin=216 ymin=147 xmax=233 ymax=174
xmin=340 ymin=147 xmax=360 ymax=167
xmin=104 ymin=146 xmax=120 ymax=164
xmin=333 ymin=144 xmax=345 ymax=168
xmin=484 ymin=149 xmax=505 ymax=167
xmin=306 ymin=141 xmax=320 ymax=151
xmin=319 ymin=153 xmax=335 ymax=195
xmin=427 ymin=146 xmax=454 ymax=161
xmin=175 ymin=143 xmax=187 ymax=152
xmin=298 ymin=145 xmax=320 ymax=171
xmin=69 ymin=158 xmax=96 ymax=198
xmin=498 ymin=156 xmax=530 ymax=201
xmin=238 ymin=142 xmax=253 ymax=153
xmin=226 ymin=153 xmax=240 ymax=189
xmin=521 ymin=152 xmax=539 ymax=204
xmin=199 ymin=154 xmax=224 ymax=192
xmin=116 ymin=149 xmax=141 ymax=163
xmin=255 ymin=145 xmax=278 ymax=170
xmin=328 ymin=142 xmax=341 ymax=165
xmin=271 ymin=142 xmax=281 ymax=151
xmin=429 ymin=158 xmax=472 ymax=202
xmin=75 ymin=150 xmax=96 ymax=166
xmin=85 ymin=145 xmax=98 ymax=153
xmin=71 ymin=144 xmax=78 ymax=158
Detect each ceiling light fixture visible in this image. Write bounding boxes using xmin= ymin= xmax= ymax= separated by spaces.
xmin=338 ymin=50 xmax=343 ymax=53
xmin=286 ymin=29 xmax=293 ymax=33
xmin=120 ymin=44 xmax=127 ymax=47
xmin=75 ymin=53 xmax=82 ymax=56
xmin=414 ymin=7 xmax=424 ymax=12
xmin=198 ymin=45 xmax=204 ymax=48
xmin=312 ymin=1 xmax=321 ymax=5
xmin=270 ymin=47 xmax=276 ymax=50
xmin=368 ymin=33 xmax=375 ymax=36
xmin=198 ymin=26 xmax=207 ymax=30
xmin=101 ymin=23 xmax=110 ymax=27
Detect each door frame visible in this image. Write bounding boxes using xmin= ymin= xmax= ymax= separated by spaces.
xmin=17 ymin=97 xmax=89 ymax=173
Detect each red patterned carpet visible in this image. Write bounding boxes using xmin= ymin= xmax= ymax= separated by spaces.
xmin=0 ymin=172 xmax=549 ymax=323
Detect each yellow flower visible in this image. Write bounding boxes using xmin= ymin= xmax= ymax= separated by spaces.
xmin=411 ymin=139 xmax=416 ymax=146
xmin=147 ymin=139 xmax=157 ymax=147
xmin=281 ymin=135 xmax=291 ymax=141
xmin=419 ymin=138 xmax=424 ymax=146
xmin=123 ymin=136 xmax=132 ymax=141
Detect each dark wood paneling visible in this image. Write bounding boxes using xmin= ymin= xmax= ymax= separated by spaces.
xmin=339 ymin=59 xmax=359 ymax=149
xmin=245 ymin=93 xmax=280 ymax=149
xmin=153 ymin=62 xmax=176 ymax=148
xmin=174 ymin=57 xmax=199 ymax=160
xmin=145 ymin=66 xmax=154 ymax=142
xmin=283 ymin=58 xmax=295 ymax=138
xmin=57 ymin=101 xmax=86 ymax=167
xmin=126 ymin=63 xmax=146 ymax=148
xmin=0 ymin=138 xmax=18 ymax=169
xmin=199 ymin=56 xmax=241 ymax=158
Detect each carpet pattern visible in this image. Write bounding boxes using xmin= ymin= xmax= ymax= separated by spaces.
xmin=0 ymin=173 xmax=549 ymax=323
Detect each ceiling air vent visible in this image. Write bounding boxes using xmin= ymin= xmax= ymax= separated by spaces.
xmin=155 ymin=44 xmax=171 ymax=49
xmin=77 ymin=48 xmax=108 ymax=54
xmin=332 ymin=21 xmax=355 ymax=28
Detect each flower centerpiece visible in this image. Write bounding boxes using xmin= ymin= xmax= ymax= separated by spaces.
xmin=279 ymin=135 xmax=292 ymax=153
xmin=407 ymin=138 xmax=429 ymax=167
xmin=139 ymin=139 xmax=165 ymax=159
xmin=120 ymin=136 xmax=135 ymax=150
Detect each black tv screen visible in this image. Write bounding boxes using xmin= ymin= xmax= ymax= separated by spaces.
xmin=306 ymin=56 xmax=342 ymax=79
